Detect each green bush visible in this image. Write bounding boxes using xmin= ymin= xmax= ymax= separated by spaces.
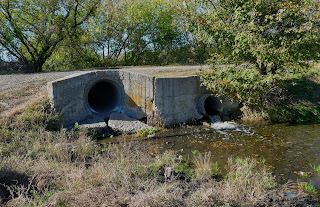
xmin=201 ymin=64 xmax=320 ymax=123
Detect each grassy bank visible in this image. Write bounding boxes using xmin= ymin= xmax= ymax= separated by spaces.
xmin=0 ymin=96 xmax=318 ymax=206
xmin=201 ymin=63 xmax=320 ymax=124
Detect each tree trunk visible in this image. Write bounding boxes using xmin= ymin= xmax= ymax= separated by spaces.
xmin=271 ymin=65 xmax=277 ymax=75
xmin=102 ymin=45 xmax=105 ymax=60
xmin=107 ymin=40 xmax=110 ymax=57
xmin=255 ymin=62 xmax=267 ymax=75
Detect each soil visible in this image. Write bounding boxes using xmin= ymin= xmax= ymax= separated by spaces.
xmin=0 ymin=70 xmax=81 ymax=116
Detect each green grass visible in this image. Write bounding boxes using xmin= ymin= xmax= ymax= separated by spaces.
xmin=311 ymin=164 xmax=320 ymax=176
xmin=304 ymin=183 xmax=318 ymax=195
xmin=138 ymin=128 xmax=159 ymax=137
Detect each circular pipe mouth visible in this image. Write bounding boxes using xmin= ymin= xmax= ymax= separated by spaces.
xmin=87 ymin=80 xmax=121 ymax=114
xmin=197 ymin=94 xmax=223 ymax=116
xmin=204 ymin=96 xmax=223 ymax=116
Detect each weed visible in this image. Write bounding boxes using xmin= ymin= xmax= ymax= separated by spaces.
xmin=259 ymin=157 xmax=266 ymax=164
xmin=138 ymin=128 xmax=158 ymax=137
xmin=223 ymin=157 xmax=276 ymax=204
xmin=311 ymin=164 xmax=320 ymax=176
xmin=303 ymin=183 xmax=318 ymax=195
xmin=193 ymin=151 xmax=219 ymax=180
xmin=73 ymin=122 xmax=79 ymax=131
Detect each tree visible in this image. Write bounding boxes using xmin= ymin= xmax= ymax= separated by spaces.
xmin=189 ymin=0 xmax=320 ymax=75
xmin=0 ymin=0 xmax=100 ymax=72
xmin=90 ymin=0 xmax=200 ymax=66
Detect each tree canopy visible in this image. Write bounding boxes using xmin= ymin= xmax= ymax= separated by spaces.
xmin=0 ymin=0 xmax=319 ymax=72
xmin=189 ymin=0 xmax=320 ymax=75
xmin=0 ymin=0 xmax=99 ymax=72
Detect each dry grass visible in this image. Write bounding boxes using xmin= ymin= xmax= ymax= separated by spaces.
xmin=153 ymin=69 xmax=200 ymax=78
xmin=0 ymin=95 xmax=318 ymax=206
xmin=0 ymin=79 xmax=47 ymax=115
xmin=193 ymin=152 xmax=217 ymax=181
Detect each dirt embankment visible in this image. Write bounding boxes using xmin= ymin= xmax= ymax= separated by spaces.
xmin=0 ymin=71 xmax=80 ymax=115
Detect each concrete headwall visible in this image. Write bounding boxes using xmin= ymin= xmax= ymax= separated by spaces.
xmin=154 ymin=76 xmax=206 ymax=125
xmin=48 ymin=70 xmax=155 ymax=126
xmin=47 ymin=69 xmax=237 ymax=127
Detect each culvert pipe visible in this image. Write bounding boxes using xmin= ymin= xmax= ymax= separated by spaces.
xmin=197 ymin=94 xmax=223 ymax=117
xmin=86 ymin=80 xmax=122 ymax=114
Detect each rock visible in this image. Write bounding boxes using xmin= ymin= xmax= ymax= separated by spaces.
xmin=108 ymin=112 xmax=153 ymax=134
xmin=0 ymin=102 xmax=9 ymax=108
xmin=164 ymin=167 xmax=173 ymax=179
xmin=284 ymin=192 xmax=298 ymax=198
xmin=80 ymin=121 xmax=107 ymax=130
xmin=54 ymin=142 xmax=76 ymax=151
xmin=77 ymin=115 xmax=107 ymax=129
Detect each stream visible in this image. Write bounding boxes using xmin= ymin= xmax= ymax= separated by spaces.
xmin=100 ymin=120 xmax=320 ymax=190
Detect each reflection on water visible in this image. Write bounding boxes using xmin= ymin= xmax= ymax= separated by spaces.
xmin=99 ymin=122 xmax=320 ymax=187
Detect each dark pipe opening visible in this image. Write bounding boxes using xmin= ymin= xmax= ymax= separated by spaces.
xmin=204 ymin=96 xmax=222 ymax=116
xmin=88 ymin=81 xmax=120 ymax=114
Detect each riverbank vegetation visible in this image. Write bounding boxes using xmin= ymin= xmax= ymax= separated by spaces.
xmin=201 ymin=63 xmax=320 ymax=123
xmin=0 ymin=96 xmax=318 ymax=206
xmin=193 ymin=0 xmax=320 ymax=123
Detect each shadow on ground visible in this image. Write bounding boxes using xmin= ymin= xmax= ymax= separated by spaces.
xmin=0 ymin=168 xmax=34 ymax=205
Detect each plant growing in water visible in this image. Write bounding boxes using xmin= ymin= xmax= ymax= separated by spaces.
xmin=303 ymin=183 xmax=318 ymax=195
xmin=138 ymin=128 xmax=159 ymax=137
xmin=311 ymin=164 xmax=320 ymax=176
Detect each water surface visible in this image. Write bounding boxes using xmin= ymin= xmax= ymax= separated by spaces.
xmin=100 ymin=122 xmax=320 ymax=187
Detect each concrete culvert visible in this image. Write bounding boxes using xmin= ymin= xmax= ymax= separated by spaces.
xmin=197 ymin=94 xmax=223 ymax=116
xmin=87 ymin=81 xmax=121 ymax=114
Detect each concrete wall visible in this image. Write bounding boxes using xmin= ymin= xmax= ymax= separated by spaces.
xmin=48 ymin=70 xmax=155 ymax=126
xmin=121 ymin=72 xmax=155 ymax=119
xmin=48 ymin=69 xmax=236 ymax=127
xmin=154 ymin=76 xmax=207 ymax=125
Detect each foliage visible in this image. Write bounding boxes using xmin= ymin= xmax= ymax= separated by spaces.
xmin=303 ymin=183 xmax=318 ymax=195
xmin=138 ymin=128 xmax=158 ymax=137
xmin=311 ymin=164 xmax=320 ymax=176
xmin=201 ymin=64 xmax=284 ymax=105
xmin=201 ymin=63 xmax=320 ymax=123
xmin=83 ymin=0 xmax=210 ymax=66
xmin=0 ymin=0 xmax=100 ymax=72
xmin=0 ymin=0 xmax=213 ymax=70
xmin=43 ymin=44 xmax=102 ymax=71
xmin=191 ymin=0 xmax=320 ymax=75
